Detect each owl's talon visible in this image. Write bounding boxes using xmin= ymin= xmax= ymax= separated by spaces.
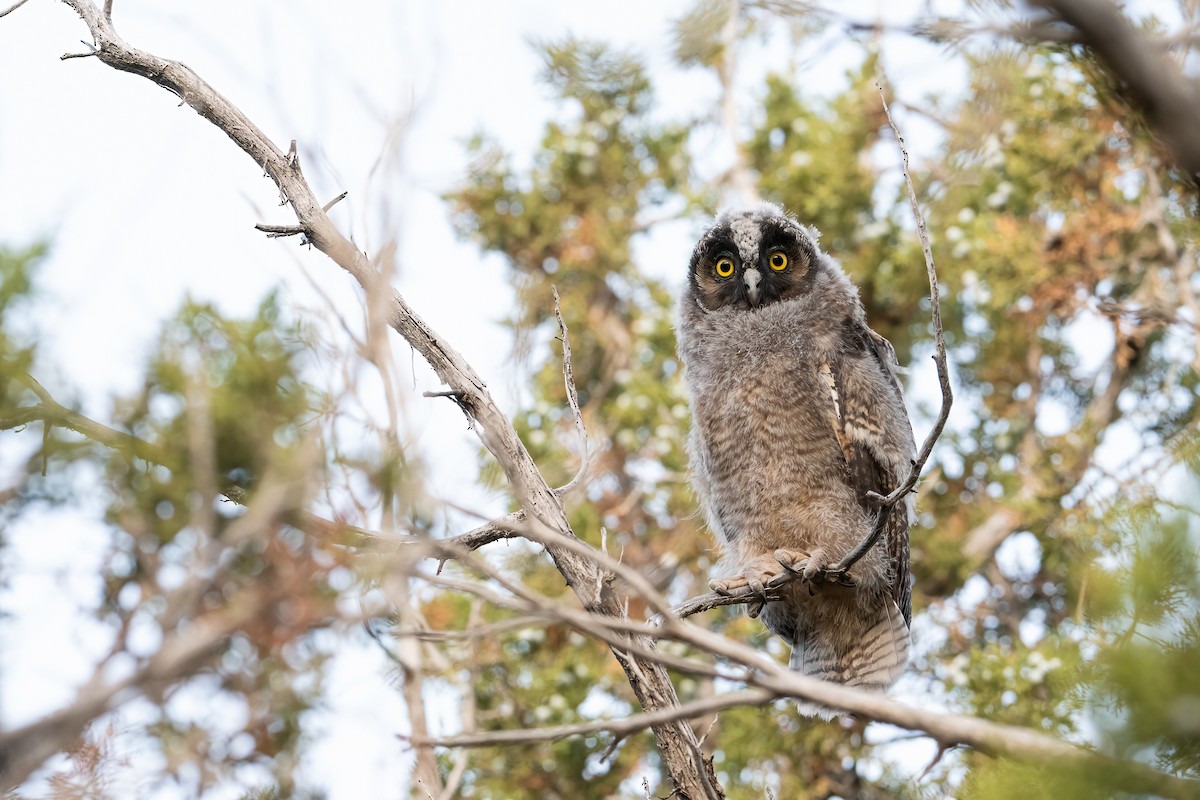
xmin=709 ymin=553 xmax=782 ymax=616
xmin=826 ymin=569 xmax=857 ymax=588
xmin=774 ymin=548 xmax=811 ymax=575
xmin=775 ymin=547 xmax=853 ymax=588
xmin=708 ymin=578 xmax=741 ymax=596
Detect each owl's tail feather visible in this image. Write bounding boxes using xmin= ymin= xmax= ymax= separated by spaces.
xmin=790 ymin=599 xmax=910 ymax=720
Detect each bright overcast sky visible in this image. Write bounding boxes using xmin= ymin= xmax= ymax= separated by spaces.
xmin=0 ymin=1 xmax=972 ymax=797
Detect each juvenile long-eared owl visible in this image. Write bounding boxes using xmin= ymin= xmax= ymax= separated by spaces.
xmin=677 ymin=203 xmax=916 ymax=699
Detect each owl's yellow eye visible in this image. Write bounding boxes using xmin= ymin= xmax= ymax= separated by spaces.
xmin=768 ymin=251 xmax=788 ymax=271
xmin=715 ymin=257 xmax=735 ymax=278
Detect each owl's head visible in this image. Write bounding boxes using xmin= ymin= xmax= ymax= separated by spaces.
xmin=686 ymin=203 xmax=821 ymax=312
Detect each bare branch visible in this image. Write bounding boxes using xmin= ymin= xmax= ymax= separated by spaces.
xmin=440 ymin=509 xmax=527 ymax=553
xmin=413 ymin=537 xmax=1200 ymax=800
xmin=322 ymin=190 xmax=348 ymax=212
xmin=6 ymin=373 xmax=164 ymax=463
xmin=48 ymin=8 xmax=718 ymax=788
xmin=665 ymin=572 xmax=796 ymax=620
xmin=254 ymin=222 xmax=306 ymax=238
xmin=0 ymin=600 xmax=258 ymax=789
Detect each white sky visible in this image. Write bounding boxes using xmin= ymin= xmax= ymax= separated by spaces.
xmin=0 ymin=0 xmax=1077 ymax=797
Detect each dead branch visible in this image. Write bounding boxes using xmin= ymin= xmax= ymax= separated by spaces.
xmin=0 ymin=0 xmax=31 ymax=18
xmin=0 ymin=602 xmax=254 ymax=789
xmin=0 ymin=467 xmax=306 ymax=791
xmin=410 ymin=530 xmax=1200 ymax=800
xmin=441 ymin=509 xmax=526 ymax=552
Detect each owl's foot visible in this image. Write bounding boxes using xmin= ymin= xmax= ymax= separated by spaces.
xmin=775 ymin=548 xmax=857 ymax=594
xmin=708 ymin=553 xmax=783 ymax=619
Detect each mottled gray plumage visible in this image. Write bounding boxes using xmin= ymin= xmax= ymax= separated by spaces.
xmin=677 ymin=203 xmax=916 ymax=704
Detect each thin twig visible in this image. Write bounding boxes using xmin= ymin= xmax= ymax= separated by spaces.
xmin=824 ymin=83 xmax=953 ymax=579
xmin=407 ymin=689 xmax=774 ymax=749
xmin=551 ymin=285 xmax=589 ymax=496
xmin=872 ymin=81 xmax=952 ymax=507
xmin=322 ymin=190 xmax=348 ymax=212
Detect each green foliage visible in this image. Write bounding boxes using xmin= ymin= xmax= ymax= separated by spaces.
xmin=0 ymin=244 xmax=45 ymax=424
xmin=1083 ymin=509 xmax=1200 ymax=778
xmin=103 ymin=296 xmax=314 ymax=544
xmin=1 ymin=280 xmax=349 ymax=795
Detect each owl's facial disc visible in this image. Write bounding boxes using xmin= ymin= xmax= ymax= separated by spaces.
xmin=743 ymin=267 xmax=763 ymax=307
xmin=687 ymin=205 xmax=818 ymax=311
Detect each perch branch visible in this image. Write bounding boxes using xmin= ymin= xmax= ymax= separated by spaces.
xmin=409 ymin=531 xmax=1200 ymax=800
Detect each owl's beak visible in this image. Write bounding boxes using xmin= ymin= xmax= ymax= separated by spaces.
xmin=743 ymin=268 xmax=763 ymax=307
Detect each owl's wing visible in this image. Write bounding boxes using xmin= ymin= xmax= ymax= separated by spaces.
xmin=822 ymin=323 xmax=915 ymax=624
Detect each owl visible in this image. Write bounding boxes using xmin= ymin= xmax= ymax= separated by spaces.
xmin=677 ymin=202 xmax=916 ymax=696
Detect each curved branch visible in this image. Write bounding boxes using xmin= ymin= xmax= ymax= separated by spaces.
xmin=52 ymin=3 xmax=719 ymax=797
xmin=411 ymin=534 xmax=1200 ymax=800
xmin=827 ymin=83 xmax=953 ymax=579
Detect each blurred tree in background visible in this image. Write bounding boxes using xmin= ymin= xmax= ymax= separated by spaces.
xmin=441 ymin=3 xmax=1200 ymax=797
xmin=2 ymin=1 xmax=1199 ymax=798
